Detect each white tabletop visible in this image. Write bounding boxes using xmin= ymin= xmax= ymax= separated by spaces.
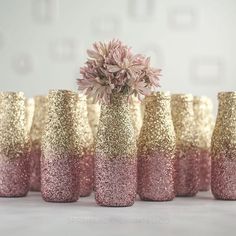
xmin=0 ymin=191 xmax=235 ymax=236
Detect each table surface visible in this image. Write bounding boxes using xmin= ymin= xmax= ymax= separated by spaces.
xmin=0 ymin=191 xmax=235 ymax=236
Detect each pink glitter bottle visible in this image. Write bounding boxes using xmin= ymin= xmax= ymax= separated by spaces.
xmin=0 ymin=92 xmax=30 ymax=197
xmin=137 ymin=92 xmax=176 ymax=201
xmin=29 ymin=96 xmax=48 ymax=191
xmin=171 ymin=94 xmax=200 ymax=197
xmin=95 ymin=93 xmax=137 ymax=207
xmin=41 ymin=90 xmax=79 ymax=203
xmin=74 ymin=95 xmax=94 ymax=197
xmin=211 ymin=92 xmax=236 ymax=200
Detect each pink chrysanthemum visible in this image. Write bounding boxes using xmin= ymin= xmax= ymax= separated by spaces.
xmin=77 ymin=39 xmax=161 ymax=103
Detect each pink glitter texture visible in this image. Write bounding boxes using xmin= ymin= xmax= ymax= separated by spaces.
xmin=138 ymin=152 xmax=175 ymax=201
xmin=94 ymin=154 xmax=137 ymax=207
xmin=79 ymin=155 xmax=94 ymax=197
xmin=30 ymin=149 xmax=41 ymax=191
xmin=0 ymin=156 xmax=30 ymax=197
xmin=174 ymin=150 xmax=200 ymax=196
xmin=211 ymin=157 xmax=236 ymax=200
xmin=199 ymin=150 xmax=211 ymax=191
xmin=41 ymin=154 xmax=79 ymax=202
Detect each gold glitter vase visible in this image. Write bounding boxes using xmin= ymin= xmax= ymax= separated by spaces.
xmin=171 ymin=94 xmax=200 ymax=196
xmin=41 ymin=90 xmax=79 ymax=202
xmin=95 ymin=93 xmax=137 ymax=207
xmin=193 ymin=96 xmax=213 ymax=191
xmin=211 ymin=92 xmax=236 ymax=200
xmin=29 ymin=96 xmax=47 ymax=191
xmin=137 ymin=92 xmax=176 ymax=201
xmin=75 ymin=95 xmax=94 ymax=197
xmin=129 ymin=96 xmax=143 ymax=139
xmin=0 ymin=92 xmax=30 ymax=197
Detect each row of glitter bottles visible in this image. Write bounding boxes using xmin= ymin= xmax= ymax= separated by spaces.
xmin=0 ymin=90 xmax=235 ymax=204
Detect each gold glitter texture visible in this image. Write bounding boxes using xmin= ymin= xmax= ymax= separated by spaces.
xmin=138 ymin=92 xmax=175 ymax=155
xmin=25 ymin=98 xmax=35 ymax=134
xmin=95 ymin=93 xmax=137 ymax=158
xmin=0 ymin=92 xmax=30 ymax=160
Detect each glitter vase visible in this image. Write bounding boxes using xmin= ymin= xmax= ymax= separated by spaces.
xmin=193 ymin=96 xmax=214 ymax=191
xmin=211 ymin=92 xmax=236 ymax=200
xmin=75 ymin=95 xmax=94 ymax=197
xmin=129 ymin=96 xmax=143 ymax=139
xmin=137 ymin=92 xmax=176 ymax=201
xmin=29 ymin=96 xmax=47 ymax=191
xmin=95 ymin=93 xmax=137 ymax=207
xmin=171 ymin=94 xmax=200 ymax=197
xmin=0 ymin=92 xmax=30 ymax=197
xmin=41 ymin=90 xmax=79 ymax=203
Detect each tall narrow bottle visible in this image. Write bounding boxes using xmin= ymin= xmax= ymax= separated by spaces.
xmin=138 ymin=92 xmax=175 ymax=201
xmin=211 ymin=92 xmax=236 ymax=200
xmin=171 ymin=94 xmax=199 ymax=196
xmin=0 ymin=92 xmax=30 ymax=197
xmin=41 ymin=90 xmax=79 ymax=202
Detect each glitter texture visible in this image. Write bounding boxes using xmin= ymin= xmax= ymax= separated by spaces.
xmin=193 ymin=96 xmax=214 ymax=191
xmin=129 ymin=96 xmax=143 ymax=139
xmin=95 ymin=93 xmax=137 ymax=207
xmin=0 ymin=92 xmax=30 ymax=197
xmin=87 ymin=98 xmax=100 ymax=137
xmin=75 ymin=95 xmax=94 ymax=197
xmin=137 ymin=92 xmax=175 ymax=201
xmin=41 ymin=90 xmax=79 ymax=202
xmin=211 ymin=92 xmax=236 ymax=200
xmin=171 ymin=94 xmax=200 ymax=196
xmin=29 ymin=96 xmax=48 ymax=191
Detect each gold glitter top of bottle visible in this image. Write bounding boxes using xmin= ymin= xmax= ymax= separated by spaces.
xmin=42 ymin=90 xmax=77 ymax=158
xmin=193 ymin=96 xmax=214 ymax=150
xmin=138 ymin=91 xmax=175 ymax=156
xmin=74 ymin=94 xmax=94 ymax=156
xmin=211 ymin=91 xmax=236 ymax=158
xmin=30 ymin=95 xmax=48 ymax=150
xmin=171 ymin=93 xmax=196 ymax=149
xmin=96 ymin=93 xmax=136 ymax=157
xmin=0 ymin=91 xmax=29 ymax=160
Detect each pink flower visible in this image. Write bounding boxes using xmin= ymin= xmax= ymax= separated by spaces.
xmin=77 ymin=39 xmax=161 ymax=104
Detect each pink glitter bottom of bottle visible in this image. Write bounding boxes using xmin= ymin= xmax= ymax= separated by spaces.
xmin=94 ymin=154 xmax=137 ymax=207
xmin=174 ymin=150 xmax=199 ymax=197
xmin=211 ymin=157 xmax=236 ymax=200
xmin=199 ymin=149 xmax=211 ymax=191
xmin=29 ymin=148 xmax=41 ymax=191
xmin=41 ymin=154 xmax=79 ymax=203
xmin=0 ymin=156 xmax=30 ymax=197
xmin=79 ymin=155 xmax=94 ymax=197
xmin=138 ymin=152 xmax=175 ymax=201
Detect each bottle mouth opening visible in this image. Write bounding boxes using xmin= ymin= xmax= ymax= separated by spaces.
xmin=218 ymin=91 xmax=236 ymax=100
xmin=0 ymin=91 xmax=25 ymax=99
xmin=145 ymin=91 xmax=171 ymax=101
xmin=171 ymin=93 xmax=193 ymax=101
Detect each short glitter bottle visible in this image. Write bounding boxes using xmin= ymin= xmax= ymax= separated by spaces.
xmin=75 ymin=94 xmax=94 ymax=197
xmin=193 ymin=96 xmax=214 ymax=191
xmin=41 ymin=90 xmax=79 ymax=202
xmin=0 ymin=92 xmax=30 ymax=197
xmin=29 ymin=96 xmax=47 ymax=191
xmin=95 ymin=93 xmax=137 ymax=207
xmin=171 ymin=94 xmax=199 ymax=197
xmin=211 ymin=92 xmax=236 ymax=200
xmin=129 ymin=96 xmax=143 ymax=139
xmin=137 ymin=92 xmax=176 ymax=201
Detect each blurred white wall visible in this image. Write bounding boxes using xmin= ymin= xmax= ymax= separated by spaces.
xmin=0 ymin=0 xmax=236 ymax=112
